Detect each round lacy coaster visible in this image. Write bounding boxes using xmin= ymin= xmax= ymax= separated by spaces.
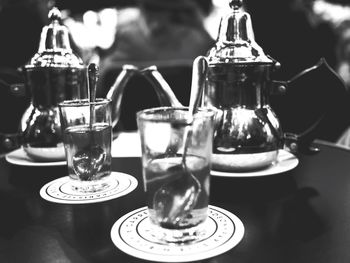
xmin=40 ymin=172 xmax=138 ymax=204
xmin=111 ymin=205 xmax=244 ymax=262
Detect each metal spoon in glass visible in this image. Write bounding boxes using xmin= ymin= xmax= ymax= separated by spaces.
xmin=72 ymin=63 xmax=106 ymax=180
xmin=153 ymin=56 xmax=208 ymax=227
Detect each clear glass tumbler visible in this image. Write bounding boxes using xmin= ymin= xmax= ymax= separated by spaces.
xmin=59 ymin=98 xmax=112 ymax=193
xmin=137 ymin=107 xmax=216 ymax=243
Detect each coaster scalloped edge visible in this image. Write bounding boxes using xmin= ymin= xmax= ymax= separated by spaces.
xmin=40 ymin=172 xmax=138 ymax=204
xmin=111 ymin=205 xmax=244 ymax=262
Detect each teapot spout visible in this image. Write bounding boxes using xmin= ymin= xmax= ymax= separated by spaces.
xmin=140 ymin=66 xmax=182 ymax=107
xmin=106 ymin=65 xmax=138 ymax=129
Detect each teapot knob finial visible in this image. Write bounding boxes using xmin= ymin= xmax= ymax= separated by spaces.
xmin=48 ymin=7 xmax=62 ymax=22
xmin=229 ymin=0 xmax=243 ymax=10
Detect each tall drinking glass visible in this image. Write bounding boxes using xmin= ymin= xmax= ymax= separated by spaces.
xmin=59 ymin=98 xmax=112 ymax=193
xmin=137 ymin=107 xmax=215 ymax=243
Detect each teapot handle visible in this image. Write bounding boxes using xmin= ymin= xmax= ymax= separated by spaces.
xmin=0 ymin=132 xmax=23 ymax=153
xmin=0 ymin=68 xmax=28 ymax=153
xmin=270 ymin=80 xmax=321 ymax=154
xmin=140 ymin=66 xmax=182 ymax=107
xmin=274 ymin=58 xmax=347 ymax=155
xmin=106 ymin=64 xmax=183 ymax=131
xmin=0 ymin=80 xmax=26 ymax=97
xmin=106 ymin=65 xmax=139 ymax=129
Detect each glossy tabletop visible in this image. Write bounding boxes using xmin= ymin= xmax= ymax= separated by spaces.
xmin=0 ymin=141 xmax=350 ymax=262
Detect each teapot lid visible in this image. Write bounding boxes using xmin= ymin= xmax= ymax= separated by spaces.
xmin=26 ymin=7 xmax=84 ymax=68
xmin=207 ymin=0 xmax=273 ymax=64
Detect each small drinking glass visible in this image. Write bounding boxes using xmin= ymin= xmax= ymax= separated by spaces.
xmin=137 ymin=107 xmax=216 ymax=243
xmin=59 ymin=98 xmax=112 ymax=193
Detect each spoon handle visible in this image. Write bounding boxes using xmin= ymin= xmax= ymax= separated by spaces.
xmin=88 ymin=63 xmax=99 ymax=127
xmin=188 ymin=56 xmax=208 ymax=118
xmin=183 ymin=56 xmax=208 ymax=159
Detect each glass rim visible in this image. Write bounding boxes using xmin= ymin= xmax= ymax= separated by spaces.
xmin=58 ymin=98 xmax=111 ymax=108
xmin=136 ymin=106 xmax=216 ymax=122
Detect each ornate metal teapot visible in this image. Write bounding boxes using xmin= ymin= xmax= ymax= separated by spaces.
xmin=200 ymin=0 xmax=348 ymax=171
xmin=13 ymin=7 xmax=87 ymax=161
xmin=203 ymin=0 xmax=283 ymax=171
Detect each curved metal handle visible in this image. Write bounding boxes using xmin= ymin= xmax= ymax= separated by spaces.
xmin=106 ymin=64 xmax=183 ymax=130
xmin=140 ymin=66 xmax=182 ymax=107
xmin=0 ymin=132 xmax=23 ymax=153
xmin=277 ymin=58 xmax=347 ymax=154
xmin=106 ymin=65 xmax=139 ymax=129
xmin=283 ymin=129 xmax=321 ymax=155
xmin=0 ymin=78 xmax=26 ymax=97
xmin=189 ymin=56 xmax=208 ymax=114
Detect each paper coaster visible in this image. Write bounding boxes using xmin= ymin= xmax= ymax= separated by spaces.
xmin=111 ymin=205 xmax=244 ymax=262
xmin=40 ymin=172 xmax=138 ymax=204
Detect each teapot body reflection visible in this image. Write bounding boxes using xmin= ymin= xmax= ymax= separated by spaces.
xmin=205 ymin=63 xmax=282 ymax=171
xmin=202 ymin=0 xmax=285 ymax=171
xmin=21 ymin=67 xmax=87 ymax=161
xmin=20 ymin=7 xmax=87 ymax=161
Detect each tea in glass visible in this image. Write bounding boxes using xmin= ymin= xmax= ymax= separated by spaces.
xmin=59 ymin=99 xmax=112 ymax=193
xmin=137 ymin=107 xmax=215 ymax=243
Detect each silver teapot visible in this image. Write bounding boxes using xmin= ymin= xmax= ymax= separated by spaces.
xmin=20 ymin=7 xmax=87 ymax=161
xmin=201 ymin=0 xmax=347 ymax=171
xmin=203 ymin=0 xmax=283 ymax=171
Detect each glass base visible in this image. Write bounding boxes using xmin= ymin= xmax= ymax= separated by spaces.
xmin=146 ymin=218 xmax=211 ymax=244
xmin=70 ymin=175 xmax=111 ymax=193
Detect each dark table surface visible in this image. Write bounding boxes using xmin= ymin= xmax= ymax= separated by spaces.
xmin=0 ymin=142 xmax=350 ymax=263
